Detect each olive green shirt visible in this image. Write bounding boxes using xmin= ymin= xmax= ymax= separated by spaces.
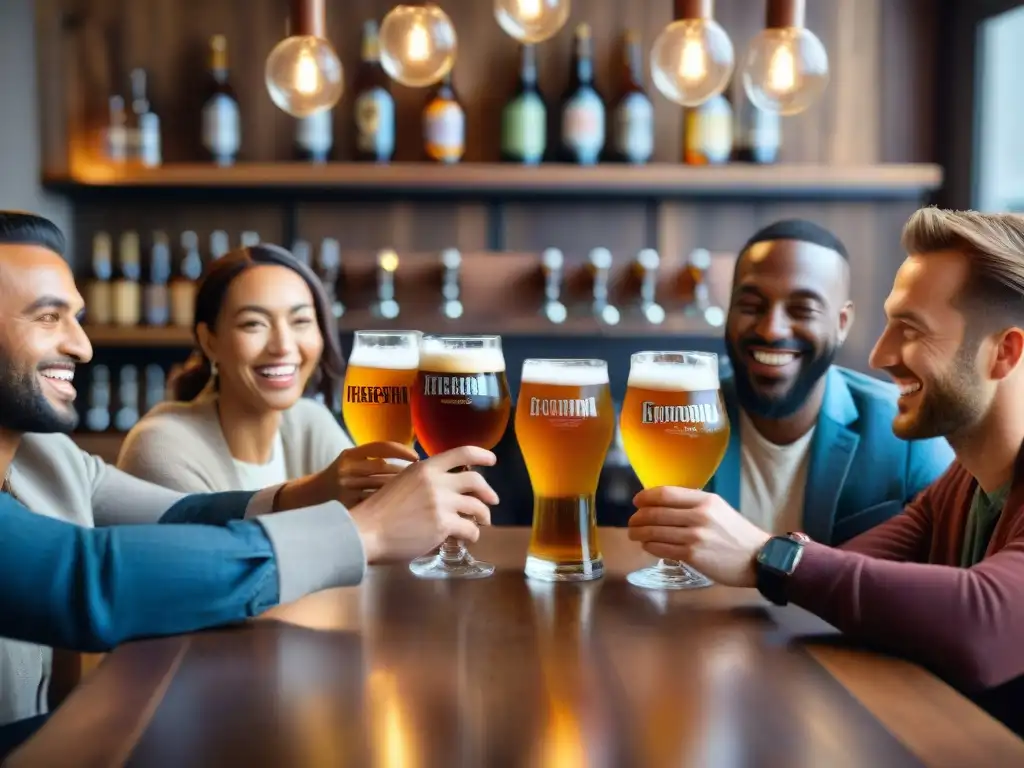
xmin=960 ymin=481 xmax=1011 ymax=568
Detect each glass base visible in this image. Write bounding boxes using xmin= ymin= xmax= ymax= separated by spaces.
xmin=626 ymin=560 xmax=713 ymax=590
xmin=525 ymin=555 xmax=603 ymax=583
xmin=409 ymin=549 xmax=495 ymax=580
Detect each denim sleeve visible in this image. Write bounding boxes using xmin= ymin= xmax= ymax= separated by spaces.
xmin=0 ymin=492 xmax=279 ymax=653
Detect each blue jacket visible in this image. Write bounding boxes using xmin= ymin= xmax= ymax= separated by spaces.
xmin=707 ymin=366 xmax=955 ymax=545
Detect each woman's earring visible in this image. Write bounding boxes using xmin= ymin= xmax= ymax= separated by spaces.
xmin=210 ymin=361 xmax=219 ymax=377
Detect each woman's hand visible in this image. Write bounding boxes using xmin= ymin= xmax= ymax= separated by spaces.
xmin=330 ymin=442 xmax=421 ymax=509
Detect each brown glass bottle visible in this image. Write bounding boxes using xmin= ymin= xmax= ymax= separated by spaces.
xmin=170 ymin=231 xmax=203 ymax=328
xmin=85 ymin=232 xmax=113 ymax=325
xmin=352 ymin=20 xmax=395 ymax=163
xmin=111 ymin=232 xmax=142 ymax=328
xmin=559 ymin=23 xmax=605 ymax=165
xmin=423 ymin=72 xmax=465 ymax=164
xmin=612 ymin=31 xmax=654 ymax=164
xmin=201 ymin=35 xmax=241 ymax=166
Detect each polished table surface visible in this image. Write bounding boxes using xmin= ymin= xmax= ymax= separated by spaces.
xmin=10 ymin=528 xmax=1024 ymax=768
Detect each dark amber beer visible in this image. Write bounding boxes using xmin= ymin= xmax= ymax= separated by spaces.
xmin=620 ymin=351 xmax=730 ymax=590
xmin=342 ymin=331 xmax=419 ymax=446
xmin=516 ymin=359 xmax=613 ymax=581
xmin=411 ymin=337 xmax=511 ymax=455
xmin=409 ymin=335 xmax=511 ymax=581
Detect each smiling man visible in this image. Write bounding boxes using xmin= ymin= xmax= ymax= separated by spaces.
xmin=628 ymin=208 xmax=1024 ymax=734
xmin=709 ymin=219 xmax=954 ymax=544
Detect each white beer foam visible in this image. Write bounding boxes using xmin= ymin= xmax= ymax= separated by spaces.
xmin=521 ymin=360 xmax=608 ymax=386
xmin=419 ymin=344 xmax=506 ymax=373
xmin=348 ymin=345 xmax=419 ymax=370
xmin=628 ymin=361 xmax=720 ymax=392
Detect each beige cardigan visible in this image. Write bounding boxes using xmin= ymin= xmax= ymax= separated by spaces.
xmin=116 ymin=392 xmax=355 ymax=493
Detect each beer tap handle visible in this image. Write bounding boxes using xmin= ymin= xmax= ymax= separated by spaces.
xmin=588 ymin=247 xmax=620 ymax=326
xmin=240 ymin=231 xmax=260 ymax=247
xmin=375 ymin=249 xmax=400 ymax=319
xmin=634 ymin=248 xmax=665 ymax=325
xmin=440 ymin=248 xmax=463 ymax=319
xmin=291 ymin=239 xmax=312 ymax=267
xmin=541 ymin=247 xmax=567 ymax=324
xmin=686 ymin=248 xmax=724 ymax=327
xmin=319 ymin=238 xmax=344 ymax=318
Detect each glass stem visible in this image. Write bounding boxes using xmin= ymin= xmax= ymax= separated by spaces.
xmin=438 ymin=464 xmax=472 ymax=563
xmin=661 ymin=559 xmax=682 ymax=568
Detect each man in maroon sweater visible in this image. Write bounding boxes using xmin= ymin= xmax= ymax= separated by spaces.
xmin=628 ymin=207 xmax=1024 ymax=733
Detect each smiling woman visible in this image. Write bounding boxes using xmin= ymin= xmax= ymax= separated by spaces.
xmin=115 ymin=244 xmax=419 ymax=505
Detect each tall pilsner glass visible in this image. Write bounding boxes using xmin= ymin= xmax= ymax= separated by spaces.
xmin=620 ymin=351 xmax=730 ymax=590
xmin=516 ymin=359 xmax=614 ymax=582
xmin=409 ymin=335 xmax=511 ymax=579
xmin=342 ymin=331 xmax=420 ymax=447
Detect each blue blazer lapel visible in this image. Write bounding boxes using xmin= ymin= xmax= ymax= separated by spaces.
xmin=710 ymin=378 xmax=742 ymax=509
xmin=802 ymin=368 xmax=860 ymax=544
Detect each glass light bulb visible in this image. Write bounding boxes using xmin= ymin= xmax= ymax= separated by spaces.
xmin=379 ymin=3 xmax=458 ymax=88
xmin=494 ymin=0 xmax=570 ymax=44
xmin=649 ymin=18 xmax=734 ymax=107
xmin=741 ymin=27 xmax=829 ymax=116
xmin=265 ymin=35 xmax=344 ymax=118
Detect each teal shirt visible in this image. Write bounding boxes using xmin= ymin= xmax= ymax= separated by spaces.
xmin=960 ymin=482 xmax=1010 ymax=567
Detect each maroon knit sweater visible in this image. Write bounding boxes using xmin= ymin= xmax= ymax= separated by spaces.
xmin=788 ymin=459 xmax=1024 ymax=694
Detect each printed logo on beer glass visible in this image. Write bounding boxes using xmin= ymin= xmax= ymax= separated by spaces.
xmin=345 ymin=385 xmax=410 ymax=405
xmin=640 ymin=397 xmax=720 ymax=435
xmin=422 ymin=372 xmax=501 ymax=405
xmin=528 ymin=392 xmax=599 ymax=426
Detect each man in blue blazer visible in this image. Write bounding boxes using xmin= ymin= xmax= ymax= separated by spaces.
xmin=707 ymin=219 xmax=954 ymax=545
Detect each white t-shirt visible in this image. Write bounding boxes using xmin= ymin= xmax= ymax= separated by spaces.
xmin=232 ymin=431 xmax=288 ymax=491
xmin=738 ymin=411 xmax=816 ymax=535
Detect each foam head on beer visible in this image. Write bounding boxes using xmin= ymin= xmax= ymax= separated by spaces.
xmin=626 ymin=356 xmax=719 ymax=392
xmin=418 ymin=339 xmax=506 ymax=374
xmin=346 ymin=342 xmax=419 ymax=371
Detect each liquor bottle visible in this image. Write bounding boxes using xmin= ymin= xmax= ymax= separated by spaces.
xmin=144 ymin=231 xmax=171 ymax=327
xmin=682 ymin=91 xmax=732 ymax=165
xmin=111 ymin=231 xmax=142 ymax=327
xmin=210 ymin=230 xmax=230 ymax=259
xmin=317 ymin=238 xmax=344 ymax=319
xmin=612 ymin=31 xmax=654 ymax=164
xmin=104 ymin=96 xmax=128 ymax=164
xmin=170 ymin=231 xmax=203 ymax=328
xmin=295 ymin=109 xmax=334 ymax=163
xmin=560 ymin=23 xmax=605 ymax=165
xmin=129 ymin=68 xmax=161 ymax=168
xmin=201 ymin=35 xmax=241 ymax=166
xmin=423 ymin=72 xmax=465 ymax=164
xmin=733 ymin=81 xmax=780 ymax=164
xmin=144 ymin=364 xmax=166 ymax=414
xmin=114 ymin=366 xmax=140 ymax=433
xmin=501 ymin=44 xmax=546 ymax=165
xmin=85 ymin=232 xmax=113 ymax=325
xmin=84 ymin=365 xmax=112 ymax=433
xmin=352 ymin=20 xmax=395 ymax=163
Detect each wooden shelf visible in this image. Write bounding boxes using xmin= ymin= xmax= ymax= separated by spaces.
xmin=83 ymin=313 xmax=725 ymax=348
xmin=45 ymin=162 xmax=943 ymax=201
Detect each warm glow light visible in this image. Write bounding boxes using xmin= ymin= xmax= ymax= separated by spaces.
xmin=679 ymin=37 xmax=707 ymax=83
xmin=406 ymin=21 xmax=430 ymax=63
xmin=741 ymin=27 xmax=829 ymax=115
xmin=766 ymin=44 xmax=796 ymax=94
xmin=494 ymin=0 xmax=569 ymax=43
xmin=379 ymin=4 xmax=457 ymax=87
xmin=264 ymin=35 xmax=344 ymax=117
xmin=368 ymin=669 xmax=418 ymax=768
xmin=295 ymin=51 xmax=320 ymax=95
xmin=379 ymin=250 xmax=399 ymax=272
xmin=517 ymin=0 xmax=542 ymax=20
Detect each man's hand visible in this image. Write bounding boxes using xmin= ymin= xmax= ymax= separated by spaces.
xmin=627 ymin=487 xmax=771 ymax=587
xmin=350 ymin=445 xmax=499 ymax=563
xmin=328 ymin=441 xmax=421 ymax=508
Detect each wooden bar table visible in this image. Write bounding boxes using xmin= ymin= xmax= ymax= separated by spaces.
xmin=9 ymin=528 xmax=1024 ymax=767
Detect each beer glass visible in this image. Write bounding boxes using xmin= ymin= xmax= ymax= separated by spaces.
xmin=516 ymin=359 xmax=614 ymax=582
xmin=620 ymin=351 xmax=730 ymax=589
xmin=409 ymin=334 xmax=511 ymax=579
xmin=342 ymin=331 xmax=420 ymax=446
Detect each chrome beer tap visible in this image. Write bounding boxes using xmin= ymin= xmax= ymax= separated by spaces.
xmin=541 ymin=247 xmax=567 ymax=324
xmin=374 ymin=248 xmax=400 ymax=319
xmin=440 ymin=248 xmax=463 ymax=320
xmin=588 ymin=247 xmax=620 ymax=326
xmin=634 ymin=248 xmax=666 ymax=325
xmin=685 ymin=248 xmax=724 ymax=327
xmin=319 ymin=238 xmax=344 ymax=318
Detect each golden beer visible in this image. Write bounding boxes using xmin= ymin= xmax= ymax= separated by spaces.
xmin=516 ymin=359 xmax=614 ymax=581
xmin=620 ymin=351 xmax=731 ymax=590
xmin=341 ymin=331 xmax=419 ymax=446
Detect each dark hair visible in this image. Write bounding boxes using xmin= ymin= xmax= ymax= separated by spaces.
xmin=0 ymin=211 xmax=66 ymax=256
xmin=739 ymin=218 xmax=850 ymax=261
xmin=172 ymin=243 xmax=345 ymax=406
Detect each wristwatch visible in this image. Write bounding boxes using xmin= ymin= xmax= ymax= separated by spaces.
xmin=755 ymin=532 xmax=810 ymax=606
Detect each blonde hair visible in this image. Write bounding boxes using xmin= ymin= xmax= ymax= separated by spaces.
xmin=901 ymin=207 xmax=1024 ymax=317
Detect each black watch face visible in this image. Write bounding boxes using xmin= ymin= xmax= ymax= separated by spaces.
xmin=757 ymin=537 xmax=803 ymax=574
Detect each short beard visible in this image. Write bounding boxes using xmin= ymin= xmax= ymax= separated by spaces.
xmin=726 ymin=336 xmax=838 ymax=420
xmin=0 ymin=358 xmax=79 ymax=434
xmin=893 ymin=339 xmax=986 ymax=441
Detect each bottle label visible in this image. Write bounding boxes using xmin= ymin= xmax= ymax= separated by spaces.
xmin=700 ymin=97 xmax=732 ymax=164
xmin=355 ymin=88 xmax=395 ymax=157
xmin=737 ymin=98 xmax=780 ymax=163
xmin=614 ymin=93 xmax=653 ymax=163
xmin=297 ymin=109 xmax=334 ymax=156
xmin=139 ymin=113 xmax=162 ymax=167
xmin=502 ymin=94 xmax=546 ymax=163
xmin=424 ymin=100 xmax=465 ymax=162
xmin=562 ymin=90 xmax=605 ymax=164
xmin=202 ymin=95 xmax=240 ymax=160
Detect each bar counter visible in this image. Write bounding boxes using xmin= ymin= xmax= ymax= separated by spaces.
xmin=9 ymin=528 xmax=1024 ymax=767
